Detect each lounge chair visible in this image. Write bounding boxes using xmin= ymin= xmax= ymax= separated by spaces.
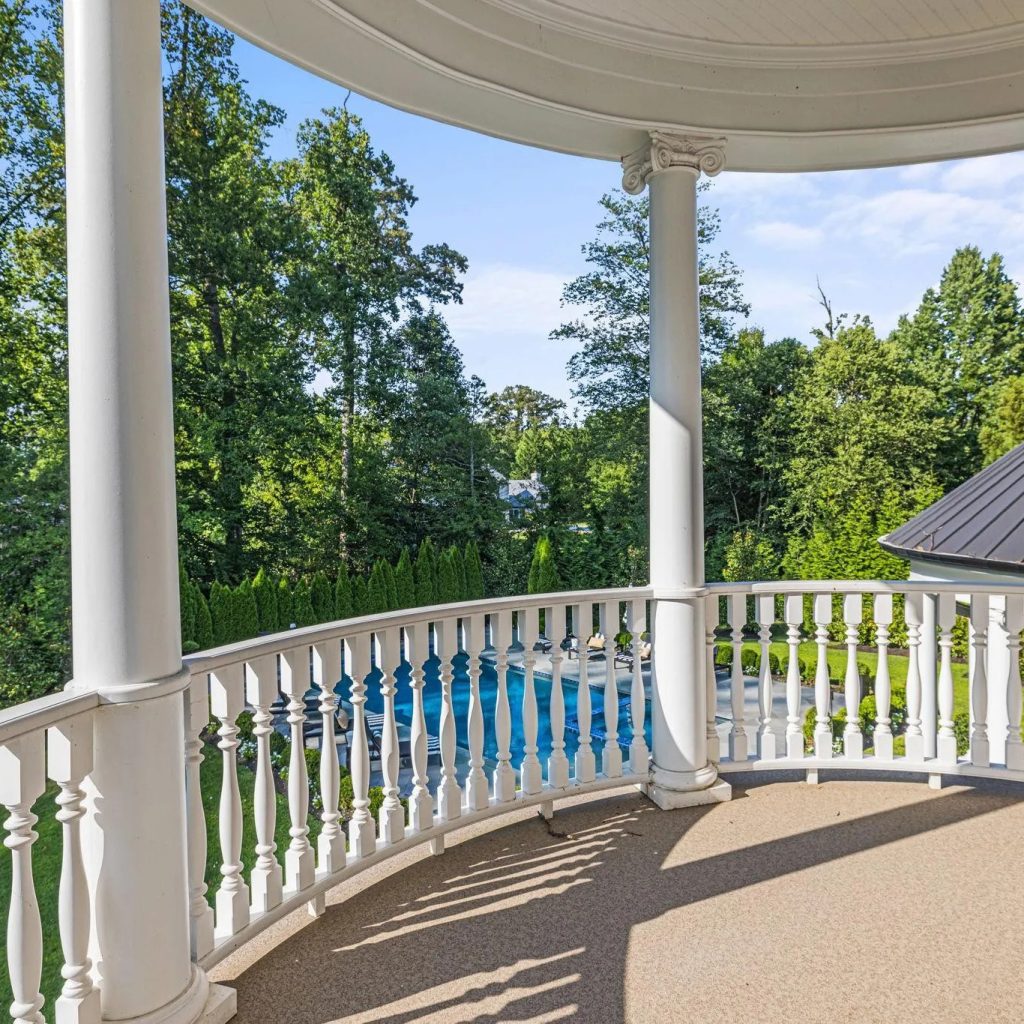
xmin=616 ymin=641 xmax=652 ymax=672
xmin=535 ymin=635 xmax=554 ymax=654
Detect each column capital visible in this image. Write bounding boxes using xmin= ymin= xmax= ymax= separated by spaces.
xmin=621 ymin=132 xmax=727 ymax=194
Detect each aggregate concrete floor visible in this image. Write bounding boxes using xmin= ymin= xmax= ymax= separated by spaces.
xmin=213 ymin=775 xmax=1024 ymax=1024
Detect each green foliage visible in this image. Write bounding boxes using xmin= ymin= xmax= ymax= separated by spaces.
xmin=720 ymin=529 xmax=780 ymax=584
xmin=179 ymin=564 xmax=196 ymax=648
xmin=334 ymin=565 xmax=353 ymax=620
xmin=414 ymin=539 xmax=437 ymax=606
xmin=252 ymin=568 xmax=278 ymax=633
xmin=234 ymin=579 xmax=259 ymax=642
xmin=446 ymin=545 xmax=467 ymax=601
xmin=276 ymin=577 xmax=293 ymax=630
xmin=394 ymin=548 xmax=416 ymax=609
xmin=310 ymin=571 xmax=333 ymax=623
xmin=527 ymin=535 xmax=561 ymax=594
xmin=979 ymin=375 xmax=1024 ymax=465
xmin=381 ymin=559 xmax=398 ymax=611
xmin=209 ymin=582 xmax=230 ymax=646
xmin=436 ymin=549 xmax=460 ymax=605
xmin=953 ymin=710 xmax=971 ymax=756
xmin=193 ymin=585 xmax=213 ymax=650
xmin=463 ymin=540 xmax=485 ymax=600
xmin=366 ymin=561 xmax=389 ymax=616
xmin=351 ymin=575 xmax=368 ymax=617
xmin=292 ymin=578 xmax=315 ymax=628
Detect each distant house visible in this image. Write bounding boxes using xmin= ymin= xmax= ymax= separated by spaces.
xmin=492 ymin=469 xmax=547 ymax=521
xmin=879 ymin=440 xmax=1024 ymax=764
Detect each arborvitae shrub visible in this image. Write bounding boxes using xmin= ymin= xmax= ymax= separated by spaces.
xmin=527 ymin=536 xmax=560 ymax=594
xmin=395 ymin=549 xmax=415 ymax=609
xmin=277 ymin=577 xmax=293 ymax=630
xmin=235 ymin=579 xmax=259 ymax=641
xmin=252 ymin=568 xmax=278 ymax=633
xmin=436 ymin=550 xmax=459 ymax=604
xmin=193 ymin=584 xmax=213 ymax=650
xmin=366 ymin=562 xmax=388 ymax=615
xmin=179 ymin=564 xmax=196 ymax=649
xmin=381 ymin=560 xmax=398 ymax=611
xmin=311 ymin=571 xmax=333 ymax=623
xmin=414 ymin=540 xmax=437 ymax=606
xmin=464 ymin=540 xmax=484 ymax=600
xmin=292 ymin=578 xmax=315 ymax=627
xmin=335 ymin=565 xmax=353 ymax=620
xmin=352 ymin=575 xmax=368 ymax=616
xmin=209 ymin=582 xmax=230 ymax=646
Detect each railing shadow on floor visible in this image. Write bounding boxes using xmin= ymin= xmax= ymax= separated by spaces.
xmin=216 ymin=775 xmax=1022 ymax=1024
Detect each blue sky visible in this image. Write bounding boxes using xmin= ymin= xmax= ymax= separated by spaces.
xmin=233 ymin=37 xmax=1024 ymax=406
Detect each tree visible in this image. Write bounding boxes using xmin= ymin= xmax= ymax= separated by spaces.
xmin=527 ymin=536 xmax=561 ymax=594
xmin=276 ymin=577 xmax=293 ymax=630
xmin=979 ymin=376 xmax=1024 ymax=464
xmin=395 ymin=548 xmax=416 ymax=608
xmin=193 ymin=584 xmax=214 ymax=650
xmin=436 ymin=550 xmax=460 ymax=604
xmin=484 ymin=385 xmax=565 ymax=470
xmin=292 ymin=578 xmax=315 ymax=628
xmin=414 ymin=539 xmax=437 ymax=606
xmin=235 ymin=579 xmax=259 ymax=641
xmin=179 ymin=564 xmax=196 ymax=648
xmin=719 ymin=529 xmax=780 ymax=583
xmin=310 ymin=571 xmax=333 ymax=622
xmin=334 ymin=565 xmax=353 ymax=620
xmin=893 ymin=246 xmax=1024 ymax=485
xmin=209 ymin=582 xmax=230 ymax=646
xmin=351 ymin=575 xmax=368 ymax=617
xmin=366 ymin=561 xmax=388 ymax=615
xmin=252 ymin=567 xmax=278 ymax=632
xmin=381 ymin=559 xmax=398 ymax=611
xmin=464 ymin=541 xmax=485 ymax=600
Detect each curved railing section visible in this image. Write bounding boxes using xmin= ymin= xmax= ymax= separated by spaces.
xmin=705 ymin=580 xmax=1024 ymax=785
xmin=181 ymin=588 xmax=651 ymax=969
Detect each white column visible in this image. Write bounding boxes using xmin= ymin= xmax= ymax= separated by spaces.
xmin=986 ymin=596 xmax=1010 ymax=767
xmin=621 ymin=133 xmax=731 ymax=809
xmin=64 ymin=1 xmax=228 ymax=1020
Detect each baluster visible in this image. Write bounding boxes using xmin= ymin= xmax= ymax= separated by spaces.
xmin=1005 ymin=596 xmax=1024 ymax=771
xmin=492 ymin=610 xmax=517 ymax=801
xmin=210 ymin=663 xmax=249 ymax=935
xmin=47 ymin=716 xmax=101 ymax=1024
xmin=313 ymin=640 xmax=345 ymax=869
xmin=873 ymin=594 xmax=895 ymax=761
xmin=463 ymin=613 xmax=490 ymax=810
xmin=969 ymin=595 xmax=990 ymax=768
xmin=405 ymin=622 xmax=433 ymax=831
xmin=935 ymin=594 xmax=957 ymax=764
xmin=345 ymin=633 xmax=377 ymax=856
xmin=1 ymin=733 xmax=45 ymax=1024
xmin=184 ymin=675 xmax=215 ymax=959
xmin=785 ymin=595 xmax=804 ymax=759
xmin=518 ymin=608 xmax=543 ymax=793
xmin=728 ymin=593 xmax=748 ymax=761
xmin=627 ymin=599 xmax=649 ymax=773
xmin=843 ymin=593 xmax=864 ymax=759
xmin=243 ymin=656 xmax=283 ymax=913
xmin=280 ymin=648 xmax=315 ymax=888
xmin=435 ymin=617 xmax=463 ymax=818
xmin=756 ymin=594 xmax=781 ymax=759
xmin=904 ymin=592 xmax=925 ymax=761
xmin=812 ymin=594 xmax=833 ymax=759
xmin=599 ymin=601 xmax=623 ymax=777
xmin=547 ymin=605 xmax=571 ymax=788
xmin=374 ymin=629 xmax=404 ymax=844
xmin=571 ymin=602 xmax=596 ymax=783
xmin=705 ymin=595 xmax=721 ymax=763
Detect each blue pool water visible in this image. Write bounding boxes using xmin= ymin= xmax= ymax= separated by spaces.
xmin=336 ymin=655 xmax=652 ymax=771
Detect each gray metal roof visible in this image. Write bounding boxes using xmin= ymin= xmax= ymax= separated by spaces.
xmin=879 ymin=442 xmax=1024 ymax=573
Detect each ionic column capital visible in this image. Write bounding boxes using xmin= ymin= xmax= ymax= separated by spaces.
xmin=621 ymin=132 xmax=727 ymax=194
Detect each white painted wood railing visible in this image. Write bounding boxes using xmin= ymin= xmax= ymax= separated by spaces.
xmin=705 ymin=580 xmax=1024 ymax=785
xmin=7 ymin=578 xmax=1024 ymax=1016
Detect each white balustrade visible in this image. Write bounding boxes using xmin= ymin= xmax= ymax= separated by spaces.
xmin=345 ymin=633 xmax=376 ymax=857
xmin=812 ymin=594 xmax=833 ymax=759
xmin=405 ymin=622 xmax=433 ymax=832
xmin=47 ymin=716 xmax=101 ymax=1024
xmin=462 ymin=613 xmax=490 ymax=810
xmin=184 ymin=675 xmax=215 ymax=959
xmin=970 ymin=595 xmax=991 ymax=768
xmin=2 ymin=732 xmax=46 ymax=1024
xmin=519 ymin=610 xmax=543 ymax=794
xmin=756 ymin=594 xmax=781 ymax=760
xmin=904 ymin=592 xmax=925 ymax=761
xmin=571 ymin=602 xmax=596 ymax=784
xmin=210 ymin=663 xmax=249 ymax=936
xmin=313 ymin=639 xmax=346 ymax=869
xmin=280 ymin=647 xmax=316 ymax=888
xmin=435 ymin=617 xmax=462 ymax=819
xmin=935 ymin=594 xmax=957 ymax=764
xmin=627 ymin=599 xmax=649 ymax=773
xmin=728 ymin=593 xmax=748 ymax=761
xmin=600 ymin=601 xmax=623 ymax=778
xmin=843 ymin=594 xmax=864 ymax=759
xmin=547 ymin=605 xmax=571 ymax=788
xmin=374 ymin=629 xmax=404 ymax=845
xmin=492 ymin=610 xmax=517 ymax=801
xmin=784 ymin=595 xmax=804 ymax=760
xmin=244 ymin=655 xmax=283 ymax=914
xmin=1005 ymin=596 xmax=1024 ymax=771
xmin=705 ymin=595 xmax=721 ymax=763
xmin=873 ymin=594 xmax=894 ymax=761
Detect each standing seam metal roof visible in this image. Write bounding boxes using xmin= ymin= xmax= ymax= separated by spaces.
xmin=878 ymin=441 xmax=1024 ymax=573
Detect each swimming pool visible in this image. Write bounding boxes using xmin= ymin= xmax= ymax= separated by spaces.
xmin=337 ymin=654 xmax=651 ymax=774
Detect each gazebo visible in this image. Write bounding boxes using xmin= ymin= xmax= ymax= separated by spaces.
xmin=6 ymin=2 xmax=1024 ymax=1022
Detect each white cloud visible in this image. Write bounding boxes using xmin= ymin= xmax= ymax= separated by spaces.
xmin=896 ymin=162 xmax=939 ymax=185
xmin=940 ymin=152 xmax=1024 ymax=193
xmin=741 ymin=274 xmax=824 ymax=337
xmin=747 ymin=220 xmax=823 ymax=249
xmin=444 ymin=264 xmax=568 ymax=338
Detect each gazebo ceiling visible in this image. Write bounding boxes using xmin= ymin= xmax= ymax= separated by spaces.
xmin=189 ymin=0 xmax=1024 ymax=171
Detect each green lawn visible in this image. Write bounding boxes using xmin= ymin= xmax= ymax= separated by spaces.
xmin=0 ymin=743 xmax=307 ymax=1015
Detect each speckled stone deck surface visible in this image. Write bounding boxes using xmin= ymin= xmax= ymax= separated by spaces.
xmin=212 ymin=776 xmax=1024 ymax=1023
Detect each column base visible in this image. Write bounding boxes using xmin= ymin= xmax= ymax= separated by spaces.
xmin=123 ymin=969 xmax=234 ymax=1024
xmin=197 ymin=985 xmax=236 ymax=1024
xmin=646 ymin=778 xmax=732 ymax=810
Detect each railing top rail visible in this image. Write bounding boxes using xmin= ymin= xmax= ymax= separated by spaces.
xmin=0 ymin=686 xmax=99 ymax=746
xmin=706 ymin=579 xmax=1024 ymax=597
xmin=183 ymin=586 xmax=652 ymax=675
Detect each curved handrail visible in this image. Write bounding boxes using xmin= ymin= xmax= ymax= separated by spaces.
xmin=0 ymin=686 xmax=98 ymax=745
